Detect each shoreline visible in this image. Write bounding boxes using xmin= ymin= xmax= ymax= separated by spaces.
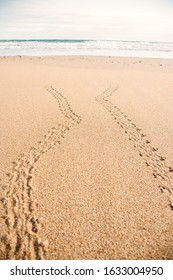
xmin=0 ymin=39 xmax=173 ymax=59
xmin=1 ymin=54 xmax=173 ymax=59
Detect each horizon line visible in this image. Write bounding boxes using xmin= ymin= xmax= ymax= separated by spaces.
xmin=0 ymin=39 xmax=173 ymax=44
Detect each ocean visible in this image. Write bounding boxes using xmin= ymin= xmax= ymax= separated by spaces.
xmin=0 ymin=39 xmax=173 ymax=58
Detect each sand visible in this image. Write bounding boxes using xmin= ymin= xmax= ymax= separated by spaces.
xmin=0 ymin=55 xmax=173 ymax=260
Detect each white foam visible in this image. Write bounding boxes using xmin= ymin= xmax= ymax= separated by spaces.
xmin=0 ymin=40 xmax=173 ymax=58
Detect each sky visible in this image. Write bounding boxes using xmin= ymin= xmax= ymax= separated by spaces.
xmin=0 ymin=0 xmax=173 ymax=41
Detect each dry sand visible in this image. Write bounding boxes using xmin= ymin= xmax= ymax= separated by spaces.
xmin=0 ymin=56 xmax=173 ymax=260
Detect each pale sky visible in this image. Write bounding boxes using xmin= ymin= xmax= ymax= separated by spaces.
xmin=0 ymin=0 xmax=173 ymax=41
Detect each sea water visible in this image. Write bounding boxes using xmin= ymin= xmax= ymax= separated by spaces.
xmin=0 ymin=39 xmax=173 ymax=58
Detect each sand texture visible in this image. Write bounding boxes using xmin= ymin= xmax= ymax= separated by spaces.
xmin=0 ymin=56 xmax=173 ymax=260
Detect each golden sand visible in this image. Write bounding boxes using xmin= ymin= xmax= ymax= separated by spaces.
xmin=0 ymin=56 xmax=173 ymax=259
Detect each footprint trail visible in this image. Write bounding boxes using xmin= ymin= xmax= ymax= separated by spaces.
xmin=96 ymin=86 xmax=173 ymax=209
xmin=0 ymin=86 xmax=82 ymax=259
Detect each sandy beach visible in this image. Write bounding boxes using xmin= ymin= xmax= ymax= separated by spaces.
xmin=0 ymin=56 xmax=173 ymax=260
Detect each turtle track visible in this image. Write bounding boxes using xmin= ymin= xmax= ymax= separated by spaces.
xmin=96 ymin=86 xmax=173 ymax=209
xmin=45 ymin=85 xmax=82 ymax=126
xmin=0 ymin=86 xmax=82 ymax=259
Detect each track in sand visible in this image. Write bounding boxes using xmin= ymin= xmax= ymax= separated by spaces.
xmin=96 ymin=86 xmax=173 ymax=209
xmin=0 ymin=85 xmax=82 ymax=259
